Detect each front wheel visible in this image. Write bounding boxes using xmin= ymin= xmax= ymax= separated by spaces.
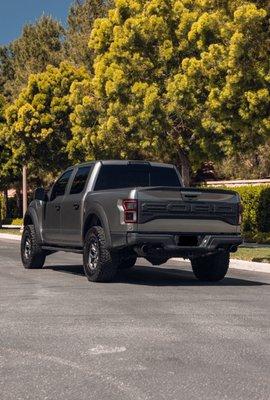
xmin=191 ymin=251 xmax=230 ymax=282
xmin=21 ymin=225 xmax=46 ymax=269
xmin=83 ymin=226 xmax=118 ymax=282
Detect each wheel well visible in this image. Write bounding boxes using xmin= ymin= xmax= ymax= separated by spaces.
xmin=83 ymin=214 xmax=101 ymax=240
xmin=24 ymin=214 xmax=33 ymax=226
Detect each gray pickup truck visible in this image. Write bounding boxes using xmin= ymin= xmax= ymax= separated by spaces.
xmin=21 ymin=160 xmax=242 ymax=282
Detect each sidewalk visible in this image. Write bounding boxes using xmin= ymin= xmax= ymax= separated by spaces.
xmin=171 ymin=258 xmax=270 ymax=274
xmin=0 ymin=233 xmax=21 ymax=241
xmin=1 ymin=232 xmax=270 ymax=274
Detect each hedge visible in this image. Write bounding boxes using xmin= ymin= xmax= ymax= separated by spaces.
xmin=0 ymin=194 xmax=3 ymax=222
xmin=223 ymin=185 xmax=270 ymax=233
xmin=2 ymin=217 xmax=23 ymax=226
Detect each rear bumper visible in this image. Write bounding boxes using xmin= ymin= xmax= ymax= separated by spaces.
xmin=126 ymin=232 xmax=242 ymax=257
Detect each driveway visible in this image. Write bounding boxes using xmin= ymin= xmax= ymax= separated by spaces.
xmin=0 ymin=238 xmax=269 ymax=400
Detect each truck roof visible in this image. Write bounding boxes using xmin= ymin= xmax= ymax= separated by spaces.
xmin=74 ymin=160 xmax=175 ymax=169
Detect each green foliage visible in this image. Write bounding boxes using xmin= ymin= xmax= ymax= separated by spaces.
xmin=1 ymin=0 xmax=270 ymax=198
xmin=225 ymin=185 xmax=270 ymax=233
xmin=66 ymin=0 xmax=112 ymax=69
xmin=2 ymin=217 xmax=23 ymax=226
xmin=4 ymin=197 xmax=20 ymax=219
xmin=69 ymin=75 xmax=101 ymax=162
xmin=0 ymin=96 xmax=17 ymax=190
xmin=0 ymin=194 xmax=3 ymax=222
xmin=168 ymin=0 xmax=270 ymax=158
xmin=243 ymin=231 xmax=270 ymax=245
xmin=0 ymin=46 xmax=14 ymax=99
xmin=81 ymin=0 xmax=270 ymax=185
xmin=214 ymin=140 xmax=270 ymax=180
xmin=5 ymin=62 xmax=89 ymax=175
xmin=0 ymin=15 xmax=64 ymax=100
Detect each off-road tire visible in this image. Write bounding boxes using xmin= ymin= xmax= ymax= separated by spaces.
xmin=83 ymin=226 xmax=118 ymax=282
xmin=21 ymin=225 xmax=46 ymax=269
xmin=191 ymin=251 xmax=230 ymax=282
xmin=118 ymin=255 xmax=137 ymax=270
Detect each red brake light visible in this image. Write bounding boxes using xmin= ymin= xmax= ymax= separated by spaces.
xmin=122 ymin=199 xmax=138 ymax=223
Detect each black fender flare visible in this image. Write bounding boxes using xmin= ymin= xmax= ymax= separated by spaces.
xmin=83 ymin=204 xmax=112 ymax=247
xmin=23 ymin=208 xmax=42 ymax=244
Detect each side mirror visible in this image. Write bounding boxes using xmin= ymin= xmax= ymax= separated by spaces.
xmin=34 ymin=187 xmax=48 ymax=202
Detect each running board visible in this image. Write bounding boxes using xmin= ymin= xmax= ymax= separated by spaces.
xmin=42 ymin=245 xmax=83 ymax=254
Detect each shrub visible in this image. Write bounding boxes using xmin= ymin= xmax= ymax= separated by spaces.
xmin=7 ymin=197 xmax=21 ymax=218
xmin=0 ymin=194 xmax=3 ymax=222
xmin=224 ymin=185 xmax=270 ymax=233
xmin=2 ymin=217 xmax=23 ymax=226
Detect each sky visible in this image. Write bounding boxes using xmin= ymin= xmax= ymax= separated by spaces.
xmin=0 ymin=0 xmax=73 ymax=45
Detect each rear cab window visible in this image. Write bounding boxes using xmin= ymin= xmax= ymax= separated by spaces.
xmin=94 ymin=164 xmax=181 ymax=191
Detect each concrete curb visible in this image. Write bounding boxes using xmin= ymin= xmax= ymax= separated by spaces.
xmin=1 ymin=233 xmax=269 ymax=274
xmin=230 ymin=259 xmax=270 ymax=273
xmin=0 ymin=233 xmax=21 ymax=241
xmin=171 ymin=257 xmax=270 ymax=274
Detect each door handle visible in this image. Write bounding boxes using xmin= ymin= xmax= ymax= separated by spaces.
xmin=55 ymin=204 xmax=61 ymax=211
xmin=73 ymin=203 xmax=80 ymax=210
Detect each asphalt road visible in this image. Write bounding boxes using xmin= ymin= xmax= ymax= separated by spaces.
xmin=0 ymin=239 xmax=269 ymax=400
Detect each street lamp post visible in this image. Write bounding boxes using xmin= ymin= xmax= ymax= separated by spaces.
xmin=22 ymin=165 xmax=27 ymax=217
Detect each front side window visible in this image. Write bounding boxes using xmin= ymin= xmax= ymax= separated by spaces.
xmin=50 ymin=170 xmax=73 ymax=201
xmin=70 ymin=166 xmax=92 ymax=195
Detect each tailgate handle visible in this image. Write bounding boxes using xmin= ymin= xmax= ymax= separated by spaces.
xmin=183 ymin=193 xmax=199 ymax=198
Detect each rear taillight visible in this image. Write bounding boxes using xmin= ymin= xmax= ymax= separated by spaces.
xmin=238 ymin=203 xmax=243 ymax=225
xmin=122 ymin=199 xmax=138 ymax=223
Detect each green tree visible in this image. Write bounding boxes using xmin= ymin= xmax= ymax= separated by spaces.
xmin=167 ymin=1 xmax=270 ymax=171
xmin=0 ymin=46 xmax=15 ymax=100
xmin=85 ymin=0 xmax=270 ymax=185
xmin=69 ymin=76 xmax=101 ymax=162
xmin=5 ymin=62 xmax=89 ymax=177
xmin=65 ymin=0 xmax=112 ymax=69
xmin=0 ymin=15 xmax=64 ymax=100
xmin=0 ymin=95 xmax=17 ymax=219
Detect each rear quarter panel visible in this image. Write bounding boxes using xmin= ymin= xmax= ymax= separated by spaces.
xmin=84 ymin=188 xmax=137 ymax=237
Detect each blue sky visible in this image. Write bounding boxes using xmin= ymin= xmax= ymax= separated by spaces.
xmin=0 ymin=0 xmax=73 ymax=45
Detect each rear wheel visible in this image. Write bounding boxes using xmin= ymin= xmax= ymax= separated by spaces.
xmin=191 ymin=251 xmax=230 ymax=282
xmin=21 ymin=225 xmax=46 ymax=269
xmin=83 ymin=226 xmax=118 ymax=282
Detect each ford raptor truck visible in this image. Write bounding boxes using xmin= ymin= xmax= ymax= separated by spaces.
xmin=21 ymin=160 xmax=242 ymax=282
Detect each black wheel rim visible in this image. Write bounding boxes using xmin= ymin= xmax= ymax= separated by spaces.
xmin=24 ymin=235 xmax=32 ymax=260
xmin=88 ymin=238 xmax=99 ymax=271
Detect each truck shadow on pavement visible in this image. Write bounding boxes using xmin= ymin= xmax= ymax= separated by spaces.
xmin=45 ymin=264 xmax=268 ymax=286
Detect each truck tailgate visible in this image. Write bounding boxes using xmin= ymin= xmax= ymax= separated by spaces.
xmin=136 ymin=187 xmax=240 ymax=234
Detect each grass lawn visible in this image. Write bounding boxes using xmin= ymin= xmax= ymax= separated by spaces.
xmin=0 ymin=228 xmax=21 ymax=236
xmin=233 ymin=247 xmax=270 ymax=262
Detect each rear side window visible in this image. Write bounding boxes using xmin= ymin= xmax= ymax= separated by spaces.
xmin=51 ymin=170 xmax=73 ymax=200
xmin=94 ymin=165 xmax=181 ymax=191
xmin=70 ymin=165 xmax=92 ymax=194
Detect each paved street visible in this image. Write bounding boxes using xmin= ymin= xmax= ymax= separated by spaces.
xmin=0 ymin=238 xmax=269 ymax=400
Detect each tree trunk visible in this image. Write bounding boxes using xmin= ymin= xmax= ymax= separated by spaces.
xmin=178 ymin=150 xmax=190 ymax=187
xmin=3 ymin=188 xmax=8 ymax=220
xmin=15 ymin=188 xmax=22 ymax=217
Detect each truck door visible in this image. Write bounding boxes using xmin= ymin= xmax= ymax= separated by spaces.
xmin=43 ymin=169 xmax=73 ymax=244
xmin=60 ymin=165 xmax=93 ymax=246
